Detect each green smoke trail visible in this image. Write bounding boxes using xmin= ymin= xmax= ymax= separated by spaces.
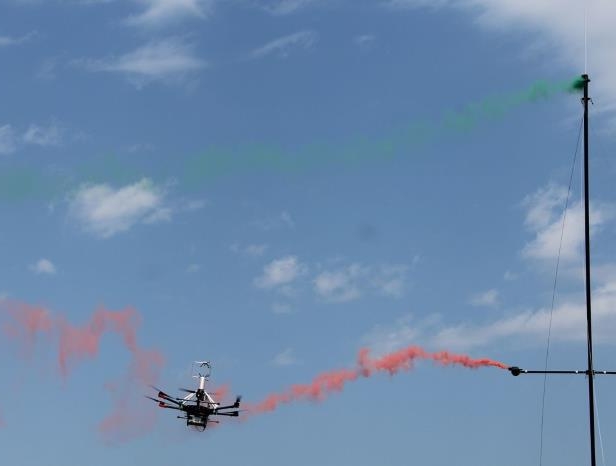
xmin=179 ymin=77 xmax=581 ymax=188
xmin=0 ymin=77 xmax=583 ymax=202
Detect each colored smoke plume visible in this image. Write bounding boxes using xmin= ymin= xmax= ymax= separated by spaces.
xmin=0 ymin=300 xmax=164 ymax=440
xmin=248 ymin=345 xmax=507 ymax=415
xmin=211 ymin=384 xmax=230 ymax=402
xmin=1 ymin=77 xmax=582 ymax=202
xmin=2 ymin=301 xmax=53 ymax=356
xmin=57 ymin=307 xmax=143 ymax=376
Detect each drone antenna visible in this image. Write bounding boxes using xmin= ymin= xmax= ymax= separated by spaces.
xmin=192 ymin=360 xmax=212 ymax=379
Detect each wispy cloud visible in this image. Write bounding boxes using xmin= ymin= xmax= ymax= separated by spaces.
xmin=469 ymin=289 xmax=499 ymax=308
xmin=432 ymin=279 xmax=616 ymax=350
xmin=186 ymin=263 xmax=201 ymax=273
xmin=230 ymin=243 xmax=268 ymax=257
xmin=383 ymin=0 xmax=449 ymax=10
xmin=354 ymin=34 xmax=376 ymax=49
xmin=384 ymin=1 xmax=616 ymax=120
xmin=271 ymin=302 xmax=294 ymax=315
xmin=125 ymin=0 xmax=214 ymax=28
xmin=314 ymin=263 xmax=410 ymax=302
xmin=373 ymin=265 xmax=410 ymax=298
xmin=262 ymin=0 xmax=320 ymax=15
xmin=77 ymin=38 xmax=206 ymax=87
xmin=0 ymin=125 xmax=16 ymax=155
xmin=364 ymin=274 xmax=616 ymax=353
xmin=68 ymin=178 xmax=170 ymax=238
xmin=251 ymin=31 xmax=318 ymax=59
xmin=362 ymin=314 xmax=427 ymax=356
xmin=23 ymin=120 xmax=63 ymax=147
xmin=521 ymin=184 xmax=610 ymax=262
xmin=272 ymin=347 xmax=297 ymax=366
xmin=0 ymin=31 xmax=35 ymax=48
xmin=252 ymin=211 xmax=295 ymax=231
xmin=254 ymin=255 xmax=306 ymax=289
xmin=362 ymin=180 xmax=616 ymax=353
xmin=29 ymin=258 xmax=57 ymax=275
xmin=36 ymin=56 xmax=61 ymax=80
xmin=314 ymin=264 xmax=366 ymax=303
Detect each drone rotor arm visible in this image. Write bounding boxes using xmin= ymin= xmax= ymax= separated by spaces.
xmin=212 ymin=411 xmax=239 ymax=417
xmin=145 ymin=396 xmax=183 ymax=410
xmin=215 ymin=396 xmax=242 ymax=411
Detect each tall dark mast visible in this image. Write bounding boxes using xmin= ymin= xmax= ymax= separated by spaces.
xmin=581 ymin=73 xmax=596 ymax=466
xmin=507 ymin=74 xmax=614 ymax=466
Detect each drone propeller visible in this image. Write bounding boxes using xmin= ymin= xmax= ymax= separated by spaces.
xmin=179 ymin=388 xmax=197 ymax=394
xmin=149 ymin=385 xmax=182 ymax=404
xmin=149 ymin=385 xmax=170 ymax=397
xmin=144 ymin=396 xmax=181 ymax=410
xmin=215 ymin=395 xmax=242 ymax=411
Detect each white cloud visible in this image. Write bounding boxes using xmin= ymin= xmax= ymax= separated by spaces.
xmin=78 ymin=38 xmax=206 ymax=87
xmin=23 ymin=120 xmax=63 ymax=147
xmin=314 ymin=263 xmax=410 ymax=302
xmin=373 ymin=265 xmax=410 ymax=297
xmin=252 ymin=211 xmax=295 ymax=231
xmin=431 ymin=283 xmax=616 ymax=350
xmin=182 ymin=199 xmax=208 ymax=211
xmin=251 ymin=31 xmax=318 ymax=59
xmin=30 ymin=258 xmax=57 ymax=275
xmin=521 ymin=184 xmax=609 ymax=262
xmin=143 ymin=206 xmax=172 ymax=223
xmin=262 ymin=0 xmax=320 ymax=15
xmin=469 ymin=289 xmax=499 ymax=307
xmin=384 ymin=0 xmax=449 ymax=10
xmin=362 ymin=314 xmax=424 ymax=355
xmin=36 ymin=57 xmax=60 ymax=80
xmin=384 ymin=1 xmax=616 ymax=119
xmin=0 ymin=32 xmax=35 ymax=47
xmin=231 ymin=243 xmax=268 ymax=257
xmin=271 ymin=302 xmax=294 ymax=314
xmin=187 ymin=263 xmax=201 ymax=273
xmin=245 ymin=244 xmax=268 ymax=256
xmin=255 ymin=255 xmax=305 ymax=289
xmin=0 ymin=125 xmax=16 ymax=155
xmin=272 ymin=347 xmax=297 ymax=366
xmin=314 ymin=264 xmax=366 ymax=302
xmin=364 ymin=275 xmax=616 ymax=353
xmin=523 ymin=184 xmax=567 ymax=231
xmin=354 ymin=34 xmax=376 ymax=49
xmin=69 ymin=178 xmax=170 ymax=238
xmin=125 ymin=0 xmax=214 ymax=27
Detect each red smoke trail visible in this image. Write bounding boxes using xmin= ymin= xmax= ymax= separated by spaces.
xmin=2 ymin=301 xmax=53 ymax=356
xmin=57 ymin=307 xmax=142 ymax=376
xmin=0 ymin=300 xmax=163 ymax=440
xmin=248 ymin=345 xmax=507 ymax=415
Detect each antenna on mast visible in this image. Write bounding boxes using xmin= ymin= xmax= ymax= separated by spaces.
xmin=193 ymin=361 xmax=212 ymax=379
xmin=584 ymin=1 xmax=588 ymax=73
xmin=506 ymin=74 xmax=613 ymax=466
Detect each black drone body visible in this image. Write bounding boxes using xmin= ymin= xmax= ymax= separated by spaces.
xmin=146 ymin=362 xmax=241 ymax=431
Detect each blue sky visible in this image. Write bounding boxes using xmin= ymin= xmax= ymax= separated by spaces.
xmin=2 ymin=1 xmax=616 ymax=465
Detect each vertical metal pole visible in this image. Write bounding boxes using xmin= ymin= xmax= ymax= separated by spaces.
xmin=582 ymin=73 xmax=596 ymax=466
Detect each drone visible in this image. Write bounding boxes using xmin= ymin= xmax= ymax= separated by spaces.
xmin=147 ymin=361 xmax=241 ymax=431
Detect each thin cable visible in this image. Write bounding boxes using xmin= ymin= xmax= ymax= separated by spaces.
xmin=538 ymin=115 xmax=584 ymax=466
xmin=594 ymin=383 xmax=607 ymax=466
